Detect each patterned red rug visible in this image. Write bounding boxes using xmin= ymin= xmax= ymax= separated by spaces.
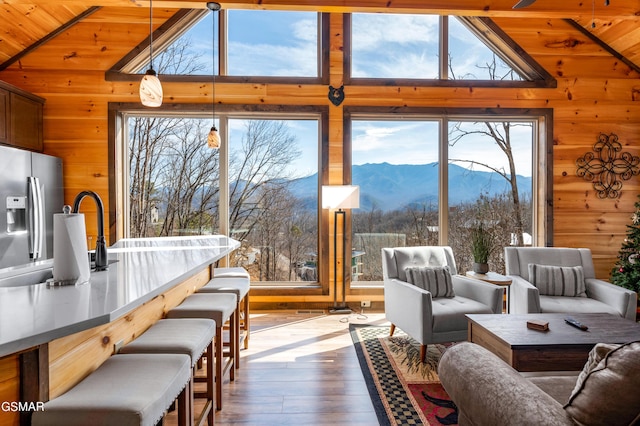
xmin=350 ymin=324 xmax=458 ymax=426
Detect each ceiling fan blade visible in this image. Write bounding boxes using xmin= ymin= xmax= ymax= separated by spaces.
xmin=513 ymin=0 xmax=537 ymax=8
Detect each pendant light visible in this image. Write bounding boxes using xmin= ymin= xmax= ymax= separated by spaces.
xmin=207 ymin=2 xmax=221 ymax=148
xmin=140 ymin=0 xmax=163 ymax=107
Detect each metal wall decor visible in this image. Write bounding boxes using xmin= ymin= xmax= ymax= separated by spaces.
xmin=576 ymin=133 xmax=640 ymax=199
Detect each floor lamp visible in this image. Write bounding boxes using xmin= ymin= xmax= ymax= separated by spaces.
xmin=322 ymin=185 xmax=360 ymax=314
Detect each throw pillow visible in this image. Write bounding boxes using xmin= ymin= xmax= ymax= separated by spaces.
xmin=527 ymin=264 xmax=586 ymax=297
xmin=404 ymin=265 xmax=455 ymax=298
xmin=569 ymin=342 xmax=620 ymax=400
xmin=564 ymin=340 xmax=640 ymax=426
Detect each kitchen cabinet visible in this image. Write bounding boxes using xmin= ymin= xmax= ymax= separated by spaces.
xmin=0 ymin=81 xmax=44 ymax=152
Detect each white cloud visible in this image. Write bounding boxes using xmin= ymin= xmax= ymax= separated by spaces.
xmin=353 ymin=121 xmax=440 ymax=165
xmin=353 ymin=14 xmax=439 ymax=51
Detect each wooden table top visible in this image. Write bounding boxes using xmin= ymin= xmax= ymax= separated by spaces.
xmin=466 ymin=313 xmax=640 ymax=348
xmin=466 ymin=271 xmax=512 ymax=286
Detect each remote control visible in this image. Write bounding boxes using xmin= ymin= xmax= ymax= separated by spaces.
xmin=564 ymin=317 xmax=588 ymax=331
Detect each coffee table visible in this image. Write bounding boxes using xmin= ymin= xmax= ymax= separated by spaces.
xmin=466 ymin=313 xmax=640 ymax=372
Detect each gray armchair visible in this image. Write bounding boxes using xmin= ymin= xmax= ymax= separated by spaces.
xmin=504 ymin=246 xmax=637 ymax=320
xmin=382 ymin=246 xmax=504 ymax=361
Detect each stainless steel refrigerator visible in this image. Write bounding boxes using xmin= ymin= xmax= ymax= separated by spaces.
xmin=0 ymin=145 xmax=64 ymax=269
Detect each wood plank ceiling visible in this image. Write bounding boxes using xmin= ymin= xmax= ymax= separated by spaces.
xmin=1 ymin=1 xmax=640 ymax=71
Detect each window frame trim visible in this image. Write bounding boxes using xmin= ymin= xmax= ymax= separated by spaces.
xmin=343 ymin=105 xmax=553 ymax=287
xmin=343 ymin=13 xmax=557 ymax=89
xmin=108 ymin=102 xmax=330 ymax=295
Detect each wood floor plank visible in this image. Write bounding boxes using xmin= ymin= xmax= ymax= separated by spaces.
xmin=165 ymin=310 xmax=388 ymax=425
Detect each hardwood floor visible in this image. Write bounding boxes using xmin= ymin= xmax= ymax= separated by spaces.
xmin=166 ymin=310 xmax=390 ymax=426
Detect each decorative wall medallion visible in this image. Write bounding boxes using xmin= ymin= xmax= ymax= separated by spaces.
xmin=328 ymin=85 xmax=345 ymax=106
xmin=576 ymin=133 xmax=640 ymax=199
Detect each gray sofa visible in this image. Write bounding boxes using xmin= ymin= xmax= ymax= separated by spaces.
xmin=439 ymin=341 xmax=640 ymax=426
xmin=504 ymin=247 xmax=637 ymax=320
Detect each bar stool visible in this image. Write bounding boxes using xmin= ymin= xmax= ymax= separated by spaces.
xmin=166 ymin=293 xmax=237 ymax=411
xmin=199 ymin=275 xmax=250 ymax=364
xmin=32 ymin=353 xmax=192 ymax=426
xmin=119 ymin=318 xmax=216 ymax=426
xmin=212 ymin=267 xmax=250 ymax=279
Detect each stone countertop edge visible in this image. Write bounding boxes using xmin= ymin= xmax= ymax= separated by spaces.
xmin=0 ymin=236 xmax=240 ymax=358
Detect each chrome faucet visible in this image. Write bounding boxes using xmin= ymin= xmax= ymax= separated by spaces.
xmin=72 ymin=191 xmax=108 ymax=271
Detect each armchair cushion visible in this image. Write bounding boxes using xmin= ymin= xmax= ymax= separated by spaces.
xmin=405 ymin=265 xmax=455 ymax=298
xmin=564 ymin=340 xmax=640 ymax=426
xmin=528 ymin=264 xmax=587 ymax=297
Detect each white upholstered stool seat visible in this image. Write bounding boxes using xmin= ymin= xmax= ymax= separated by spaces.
xmin=119 ymin=319 xmax=216 ymax=426
xmin=32 ymin=353 xmax=192 ymax=426
xmin=166 ymin=293 xmax=237 ymax=411
xmin=212 ymin=267 xmax=250 ymax=279
xmin=199 ymin=275 xmax=251 ymax=357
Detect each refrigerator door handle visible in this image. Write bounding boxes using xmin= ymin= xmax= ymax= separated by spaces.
xmin=27 ymin=176 xmax=44 ymax=260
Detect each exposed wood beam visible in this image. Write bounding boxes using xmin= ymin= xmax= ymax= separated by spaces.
xmin=2 ymin=0 xmax=638 ymax=19
xmin=565 ymin=18 xmax=640 ymax=75
xmin=0 ymin=6 xmax=102 ymax=71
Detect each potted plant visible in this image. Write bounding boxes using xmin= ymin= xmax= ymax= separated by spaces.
xmin=471 ymin=222 xmax=493 ymax=274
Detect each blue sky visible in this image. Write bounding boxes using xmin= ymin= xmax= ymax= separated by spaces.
xmin=162 ymin=10 xmax=533 ymax=178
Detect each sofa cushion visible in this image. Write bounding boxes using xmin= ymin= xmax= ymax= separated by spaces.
xmin=564 ymin=340 xmax=640 ymax=425
xmin=528 ymin=264 xmax=586 ymax=297
xmin=405 ymin=265 xmax=455 ymax=298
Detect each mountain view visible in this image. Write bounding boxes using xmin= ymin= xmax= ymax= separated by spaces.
xmin=289 ymin=162 xmax=532 ymax=212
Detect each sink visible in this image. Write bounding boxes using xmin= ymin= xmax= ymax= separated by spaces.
xmin=0 ymin=268 xmax=53 ymax=287
xmin=0 ymin=259 xmax=118 ymax=288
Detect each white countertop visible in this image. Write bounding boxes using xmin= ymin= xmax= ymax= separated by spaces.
xmin=0 ymin=235 xmax=240 ymax=357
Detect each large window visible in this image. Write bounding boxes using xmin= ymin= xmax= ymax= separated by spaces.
xmin=226 ymin=118 xmax=319 ymax=283
xmin=123 ymin=113 xmax=320 ymax=286
xmin=350 ymin=113 xmax=538 ymax=286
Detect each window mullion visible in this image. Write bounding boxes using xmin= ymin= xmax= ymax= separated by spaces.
xmin=440 ymin=16 xmax=448 ymax=80
xmin=439 ymin=117 xmax=448 ymax=246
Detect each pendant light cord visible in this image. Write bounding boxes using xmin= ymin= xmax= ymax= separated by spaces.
xmin=211 ymin=9 xmax=216 ymax=123
xmin=208 ymin=2 xmax=221 ymax=127
xmin=149 ymin=0 xmax=154 ymax=70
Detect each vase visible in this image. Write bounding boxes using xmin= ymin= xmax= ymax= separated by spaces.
xmin=473 ymin=262 xmax=489 ymax=274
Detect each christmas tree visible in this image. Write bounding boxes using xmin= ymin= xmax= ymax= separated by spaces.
xmin=611 ymin=195 xmax=640 ymax=293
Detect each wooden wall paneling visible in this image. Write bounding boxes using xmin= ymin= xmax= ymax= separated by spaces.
xmin=0 ymin=353 xmax=20 ymax=426
xmin=48 ymin=268 xmax=210 ymax=399
xmin=554 ymin=211 xmax=632 ymax=234
xmin=0 ymin=5 xmax=639 ymax=301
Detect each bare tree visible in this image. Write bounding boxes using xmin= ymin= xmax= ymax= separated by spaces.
xmin=228 ymin=120 xmax=301 ymax=239
xmin=129 ymin=116 xmax=182 ymax=237
xmin=448 ymin=53 xmax=528 ymax=246
xmin=159 ymin=120 xmax=220 ymax=236
xmin=129 ymin=36 xmax=208 ymax=237
xmin=449 ymin=122 xmax=528 ymax=247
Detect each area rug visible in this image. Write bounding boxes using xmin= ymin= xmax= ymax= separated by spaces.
xmin=350 ymin=324 xmax=458 ymax=426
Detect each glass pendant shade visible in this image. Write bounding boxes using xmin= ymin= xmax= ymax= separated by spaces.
xmin=208 ymin=126 xmax=220 ymax=149
xmin=140 ymin=69 xmax=163 ymax=107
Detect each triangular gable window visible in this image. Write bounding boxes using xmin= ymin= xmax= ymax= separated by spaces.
xmin=348 ymin=14 xmax=555 ymax=87
xmin=111 ymin=9 xmax=320 ymax=79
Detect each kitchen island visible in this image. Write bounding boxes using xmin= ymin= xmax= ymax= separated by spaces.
xmin=0 ymin=235 xmax=239 ymax=425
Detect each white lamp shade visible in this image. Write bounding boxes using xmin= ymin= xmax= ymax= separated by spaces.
xmin=322 ymin=185 xmax=360 ymax=209
xmin=207 ymin=126 xmax=220 ymax=149
xmin=139 ymin=72 xmax=163 ymax=107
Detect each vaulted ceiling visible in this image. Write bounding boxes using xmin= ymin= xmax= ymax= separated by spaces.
xmin=1 ymin=1 xmax=640 ymax=72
